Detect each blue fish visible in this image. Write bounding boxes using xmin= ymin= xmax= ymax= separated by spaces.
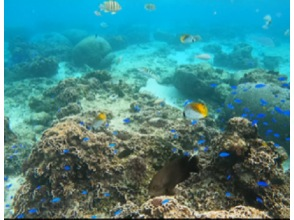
xmin=16 ymin=213 xmax=25 ymax=219
xmin=260 ymin=99 xmax=268 ymax=106
xmin=257 ymin=181 xmax=269 ymax=187
xmin=256 ymin=113 xmax=266 ymax=118
xmin=12 ymin=145 xmax=17 ymax=149
xmin=51 ymin=197 xmax=61 ymax=203
xmin=243 ymin=107 xmax=250 ymax=113
xmin=216 ymin=108 xmax=222 ymax=113
xmin=231 ymin=91 xmax=237 ymax=95
xmin=113 ymin=149 xmax=118 ymax=155
xmin=63 ymin=149 xmax=69 ymax=154
xmin=272 ymin=118 xmax=277 ymax=123
xmin=234 ymin=99 xmax=242 ymax=104
xmin=114 ymin=209 xmax=122 ymax=216
xmin=109 ymin=143 xmax=116 ymax=148
xmin=86 ymin=125 xmax=92 ymax=130
xmin=112 ymin=131 xmax=118 ymax=136
xmin=83 ymin=137 xmax=90 ymax=142
xmin=183 ymin=99 xmax=193 ymax=107
xmin=227 ymin=104 xmax=234 ymax=110
xmin=28 ymin=208 xmax=38 ymax=214
xmin=64 ymin=165 xmax=71 ymax=171
xmin=255 ymin=84 xmax=266 ymax=88
xmin=79 ymin=121 xmax=85 ymax=126
xmin=6 ymin=183 xmax=12 ymax=189
xmin=285 ymin=137 xmax=290 ymax=141
xmin=36 ymin=186 xmax=41 ymax=190
xmin=274 ymin=143 xmax=280 ymax=148
xmin=274 ymin=133 xmax=280 ymax=138
xmin=162 ymin=199 xmax=170 ymax=205
xmin=280 ymin=99 xmax=285 ymax=103
xmin=5 ymin=204 xmax=10 ymax=208
xmin=183 ymin=152 xmax=190 ymax=157
xmin=172 ymin=148 xmax=177 ymax=153
xmin=278 ymin=76 xmax=287 ymax=81
xmin=104 ymin=192 xmax=110 ymax=197
xmin=256 ymin=196 xmax=263 ymax=204
xmin=10 ymin=196 xmax=14 ymax=199
xmin=263 ymin=122 xmax=268 ymax=126
xmin=123 ymin=118 xmax=131 ymax=124
xmin=91 ymin=215 xmax=97 ymax=219
xmin=170 ymin=129 xmax=176 ymax=133
xmin=4 ymin=176 xmax=8 ymax=181
xmin=251 ymin=120 xmax=258 ymax=126
xmin=210 ymin=83 xmax=218 ymax=88
xmin=219 ymin=152 xmax=230 ymax=157
xmin=225 ymin=192 xmax=232 ymax=197
xmin=198 ymin=140 xmax=206 ymax=145
xmin=204 ymin=146 xmax=209 ymax=152
xmin=82 ymin=190 xmax=88 ymax=195
xmin=231 ymin=85 xmax=237 ymax=90
xmin=241 ymin=113 xmax=247 ymax=118
xmin=274 ymin=106 xmax=284 ymax=114
xmin=173 ymin=134 xmax=179 ymax=139
xmin=194 ymin=148 xmax=198 ymax=153
xmin=191 ymin=120 xmax=197 ymax=125
xmin=283 ymin=110 xmax=290 ymax=116
xmin=281 ymin=83 xmax=290 ymax=88
xmin=134 ymin=105 xmax=141 ymax=112
xmin=227 ymin=175 xmax=231 ymax=180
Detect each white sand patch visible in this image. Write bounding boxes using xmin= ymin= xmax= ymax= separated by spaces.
xmin=4 ymin=175 xmax=25 ymax=218
xmin=139 ymin=78 xmax=184 ymax=109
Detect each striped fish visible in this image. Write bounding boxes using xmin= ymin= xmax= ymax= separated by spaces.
xmin=100 ymin=0 xmax=122 ymax=14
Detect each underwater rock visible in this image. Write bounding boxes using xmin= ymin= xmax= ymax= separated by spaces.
xmin=4 ymin=116 xmax=17 ymax=144
xmin=213 ymin=43 xmax=258 ymax=70
xmin=56 ymin=103 xmax=82 ymax=119
xmin=223 ymin=82 xmax=290 ymax=154
xmin=62 ymin=29 xmax=89 ymax=45
xmin=27 ymin=111 xmax=53 ymax=127
xmin=106 ymin=34 xmax=128 ymax=51
xmin=262 ymin=55 xmax=281 ymax=71
xmin=30 ymin=32 xmax=73 ymax=61
xmin=72 ymin=36 xmax=112 ymax=69
xmin=173 ymin=63 xmax=231 ymax=103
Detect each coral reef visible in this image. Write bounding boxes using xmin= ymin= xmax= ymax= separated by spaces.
xmin=173 ymin=63 xmax=232 ymax=103
xmin=72 ymin=36 xmax=112 ymax=69
xmin=213 ymin=43 xmax=258 ymax=70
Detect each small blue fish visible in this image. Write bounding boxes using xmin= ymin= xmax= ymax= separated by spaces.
xmin=204 ymin=146 xmax=209 ymax=152
xmin=5 ymin=204 xmax=10 ymax=208
xmin=172 ymin=148 xmax=177 ymax=153
xmin=113 ymin=149 xmax=118 ymax=155
xmin=109 ymin=143 xmax=116 ymax=148
xmin=219 ymin=152 xmax=230 ymax=157
xmin=227 ymin=175 xmax=231 ymax=180
xmin=274 ymin=143 xmax=280 ymax=148
xmin=251 ymin=120 xmax=258 ymax=126
xmin=79 ymin=121 xmax=85 ymax=126
xmin=16 ymin=213 xmax=25 ymax=219
xmin=183 ymin=152 xmax=190 ymax=157
xmin=170 ymin=129 xmax=176 ymax=133
xmin=134 ymin=105 xmax=141 ymax=112
xmin=234 ymin=99 xmax=242 ymax=104
xmin=162 ymin=199 xmax=170 ymax=205
xmin=256 ymin=196 xmax=263 ymax=204
xmin=64 ymin=165 xmax=71 ymax=171
xmin=231 ymin=91 xmax=237 ymax=95
xmin=82 ymin=190 xmax=88 ymax=195
xmin=4 ymin=176 xmax=8 ymax=181
xmin=63 ymin=149 xmax=69 ymax=154
xmin=194 ymin=148 xmax=198 ymax=153
xmin=227 ymin=104 xmax=234 ymax=110
xmin=225 ymin=192 xmax=232 ymax=197
xmin=243 ymin=107 xmax=250 ymax=113
xmin=104 ymin=192 xmax=110 ymax=197
xmin=86 ymin=125 xmax=92 ymax=130
xmin=6 ymin=183 xmax=12 ymax=189
xmin=12 ymin=145 xmax=17 ymax=149
xmin=28 ymin=208 xmax=38 ymax=214
xmin=283 ymin=110 xmax=290 ymax=116
xmin=36 ymin=186 xmax=41 ymax=190
xmin=114 ymin=209 xmax=122 ymax=216
xmin=256 ymin=113 xmax=266 ymax=118
xmin=113 ymin=131 xmax=118 ymax=135
xmin=281 ymin=83 xmax=290 ymax=88
xmin=91 ymin=215 xmax=97 ymax=219
xmin=280 ymin=99 xmax=285 ymax=103
xmin=123 ymin=118 xmax=131 ymax=124
xmin=10 ymin=196 xmax=13 ymax=199
xmin=231 ymin=85 xmax=237 ymax=90
xmin=173 ymin=134 xmax=179 ymax=139
xmin=272 ymin=118 xmax=277 ymax=123
xmin=285 ymin=137 xmax=290 ymax=141
xmin=82 ymin=137 xmax=90 ymax=142
xmin=263 ymin=122 xmax=268 ymax=126
xmin=191 ymin=120 xmax=197 ymax=125
xmin=274 ymin=106 xmax=284 ymax=114
xmin=255 ymin=84 xmax=266 ymax=88
xmin=241 ymin=113 xmax=247 ymax=118
xmin=210 ymin=83 xmax=218 ymax=88
xmin=278 ymin=76 xmax=287 ymax=81
xmin=257 ymin=181 xmax=269 ymax=187
xmin=51 ymin=197 xmax=61 ymax=203
xmin=260 ymin=98 xmax=268 ymax=106
xmin=183 ymin=99 xmax=193 ymax=107
xmin=198 ymin=140 xmax=205 ymax=145
xmin=274 ymin=133 xmax=280 ymax=138
xmin=216 ymin=108 xmax=222 ymax=113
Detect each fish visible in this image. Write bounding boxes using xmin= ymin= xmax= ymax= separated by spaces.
xmin=83 ymin=137 xmax=90 ymax=142
xmin=255 ymin=83 xmax=266 ymax=88
xmin=195 ymin=53 xmax=211 ymax=60
xmin=123 ymin=118 xmax=131 ymax=124
xmin=225 ymin=192 xmax=232 ymax=197
xmin=183 ymin=102 xmax=208 ymax=120
xmin=262 ymin=14 xmax=272 ymax=29
xmin=99 ymin=0 xmax=122 ymax=14
xmin=137 ymin=67 xmax=160 ymax=81
xmin=256 ymin=196 xmax=263 ymax=204
xmin=234 ymin=99 xmax=242 ymax=104
xmin=92 ymin=113 xmax=107 ymax=130
xmin=28 ymin=208 xmax=38 ymax=214
xmin=180 ymin=34 xmax=202 ymax=44
xmin=16 ymin=213 xmax=25 ymax=219
xmin=64 ymin=165 xmax=71 ymax=171
xmin=109 ymin=143 xmax=116 ymax=148
xmin=51 ymin=197 xmax=61 ymax=203
xmin=148 ymin=156 xmax=199 ymax=197
xmin=114 ymin=209 xmax=122 ymax=216
xmin=104 ymin=192 xmax=110 ymax=197
xmin=161 ymin=199 xmax=170 ymax=205
xmin=210 ymin=83 xmax=218 ymax=88
xmin=63 ymin=149 xmax=69 ymax=154
xmin=144 ymin=3 xmax=156 ymax=11
xmin=82 ymin=190 xmax=88 ymax=195
xmin=257 ymin=181 xmax=269 ymax=187
xmin=94 ymin=10 xmax=102 ymax=16
xmin=219 ymin=152 xmax=230 ymax=157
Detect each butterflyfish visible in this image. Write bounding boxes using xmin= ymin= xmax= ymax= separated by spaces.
xmin=92 ymin=113 xmax=107 ymax=130
xmin=183 ymin=102 xmax=208 ymax=120
xmin=180 ymin=34 xmax=202 ymax=44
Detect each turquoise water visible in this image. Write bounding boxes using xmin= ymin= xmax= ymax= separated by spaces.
xmin=4 ymin=0 xmax=290 ymax=218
